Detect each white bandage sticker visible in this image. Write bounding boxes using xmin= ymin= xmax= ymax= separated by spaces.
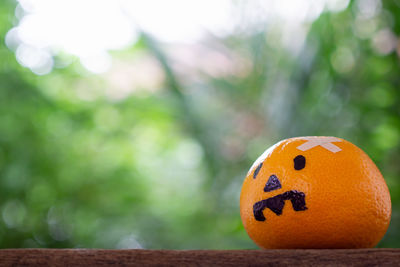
xmin=296 ymin=137 xmax=342 ymax=153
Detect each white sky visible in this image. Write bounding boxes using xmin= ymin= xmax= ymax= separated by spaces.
xmin=6 ymin=0 xmax=350 ymax=75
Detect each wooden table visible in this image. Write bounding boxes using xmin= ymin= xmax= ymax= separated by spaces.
xmin=0 ymin=249 xmax=399 ymax=266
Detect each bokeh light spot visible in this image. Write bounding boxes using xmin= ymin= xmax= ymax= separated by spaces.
xmin=330 ymin=46 xmax=355 ymax=73
xmin=2 ymin=200 xmax=27 ymax=229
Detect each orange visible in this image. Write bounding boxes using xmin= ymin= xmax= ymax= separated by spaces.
xmin=240 ymin=136 xmax=391 ymax=249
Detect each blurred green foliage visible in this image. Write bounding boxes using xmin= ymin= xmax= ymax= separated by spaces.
xmin=0 ymin=0 xmax=399 ymax=249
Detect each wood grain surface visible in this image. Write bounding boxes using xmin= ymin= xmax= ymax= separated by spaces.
xmin=0 ymin=249 xmax=399 ymax=266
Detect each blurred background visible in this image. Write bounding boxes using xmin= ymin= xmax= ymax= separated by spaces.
xmin=0 ymin=0 xmax=399 ymax=249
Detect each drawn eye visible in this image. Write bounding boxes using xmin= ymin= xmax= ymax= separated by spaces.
xmin=294 ymin=155 xmax=306 ymax=170
xmin=253 ymin=162 xmax=263 ymax=179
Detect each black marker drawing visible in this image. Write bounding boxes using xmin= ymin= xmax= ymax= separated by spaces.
xmin=264 ymin=174 xmax=282 ymax=192
xmin=253 ymin=162 xmax=263 ymax=179
xmin=253 ymin=190 xmax=307 ymax=221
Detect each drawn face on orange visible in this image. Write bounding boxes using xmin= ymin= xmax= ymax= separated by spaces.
xmin=240 ymin=136 xmax=391 ymax=249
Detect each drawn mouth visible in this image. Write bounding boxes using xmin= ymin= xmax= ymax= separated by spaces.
xmin=253 ymin=190 xmax=307 ymax=221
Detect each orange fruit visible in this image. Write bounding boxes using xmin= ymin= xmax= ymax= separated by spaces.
xmin=240 ymin=136 xmax=391 ymax=249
